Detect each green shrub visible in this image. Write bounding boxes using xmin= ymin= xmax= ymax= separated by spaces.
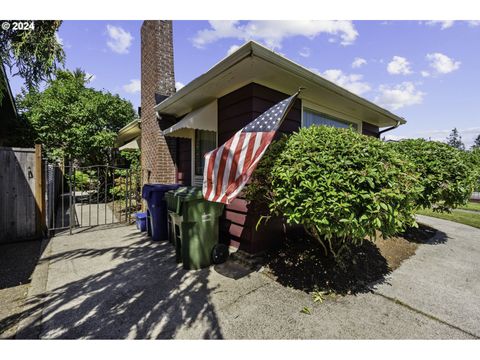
xmin=388 ymin=139 xmax=476 ymax=211
xmin=244 ymin=135 xmax=288 ymax=210
xmin=110 ymin=149 xmax=141 ymax=212
xmin=467 ymin=148 xmax=480 ymax=192
xmin=69 ymin=169 xmax=98 ymax=191
xmin=251 ymin=126 xmax=422 ymax=255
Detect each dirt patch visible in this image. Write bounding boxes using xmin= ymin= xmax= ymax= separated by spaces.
xmin=263 ymin=224 xmax=436 ymax=295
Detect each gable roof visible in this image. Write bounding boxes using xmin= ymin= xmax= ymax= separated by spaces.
xmin=155 ymin=41 xmax=405 ymax=128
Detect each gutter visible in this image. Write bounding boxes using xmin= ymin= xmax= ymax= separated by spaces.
xmin=378 ymin=119 xmax=402 ymax=135
xmin=155 ymin=41 xmax=405 ymax=127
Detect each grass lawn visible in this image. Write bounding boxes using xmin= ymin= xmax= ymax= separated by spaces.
xmin=416 ymin=207 xmax=480 ymax=229
xmin=458 ymin=201 xmax=480 ymax=212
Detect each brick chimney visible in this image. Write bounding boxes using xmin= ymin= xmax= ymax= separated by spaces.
xmin=140 ymin=20 xmax=177 ymax=185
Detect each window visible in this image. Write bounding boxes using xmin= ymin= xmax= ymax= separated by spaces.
xmin=303 ymin=108 xmax=357 ymax=130
xmin=195 ymin=130 xmax=216 ymax=175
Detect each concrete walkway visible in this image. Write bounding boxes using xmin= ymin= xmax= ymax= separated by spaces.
xmin=6 ymin=216 xmax=480 ymax=339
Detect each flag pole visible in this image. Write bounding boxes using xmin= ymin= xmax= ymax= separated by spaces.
xmin=275 ymin=87 xmax=305 ymax=131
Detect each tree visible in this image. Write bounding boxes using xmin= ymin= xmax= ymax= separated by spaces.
xmin=16 ymin=69 xmax=136 ymax=165
xmin=472 ymin=134 xmax=480 ymax=150
xmin=0 ymin=20 xmax=65 ymax=104
xmin=446 ymin=128 xmax=465 ymax=150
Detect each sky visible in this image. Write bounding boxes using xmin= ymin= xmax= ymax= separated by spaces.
xmin=6 ymin=20 xmax=480 ymax=147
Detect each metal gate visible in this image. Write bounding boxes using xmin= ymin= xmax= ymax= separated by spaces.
xmin=45 ymin=162 xmax=140 ymax=236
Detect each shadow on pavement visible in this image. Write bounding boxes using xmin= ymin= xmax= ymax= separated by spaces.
xmin=0 ymin=235 xmax=223 ymax=339
xmin=0 ymin=240 xmax=44 ymax=290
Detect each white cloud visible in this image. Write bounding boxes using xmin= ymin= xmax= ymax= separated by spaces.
xmin=106 ymin=25 xmax=133 ymax=54
xmin=426 ymin=52 xmax=461 ymax=74
xmin=425 ymin=20 xmax=455 ymax=29
xmin=226 ymin=44 xmax=241 ymax=56
xmin=352 ymin=57 xmax=367 ymax=68
xmin=299 ymin=47 xmax=311 ymax=58
xmin=374 ymin=82 xmax=425 ymax=110
xmin=315 ymin=69 xmax=371 ymax=96
xmin=122 ymin=79 xmax=140 ymax=93
xmin=467 ymin=20 xmax=480 ymax=27
xmin=387 ymin=56 xmax=413 ymax=75
xmin=175 ymin=81 xmax=185 ymax=91
xmin=421 ymin=71 xmax=430 ymax=77
xmin=85 ymin=72 xmax=96 ymax=83
xmin=192 ymin=20 xmax=358 ymax=49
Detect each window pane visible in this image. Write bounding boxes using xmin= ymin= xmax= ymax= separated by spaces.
xmin=195 ymin=130 xmax=216 ymax=175
xmin=303 ymin=109 xmax=357 ymax=130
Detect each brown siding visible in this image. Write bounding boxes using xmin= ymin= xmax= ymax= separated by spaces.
xmin=218 ymin=83 xmax=301 ymax=254
xmin=140 ymin=21 xmax=177 ymax=185
xmin=362 ymin=121 xmax=380 ymax=138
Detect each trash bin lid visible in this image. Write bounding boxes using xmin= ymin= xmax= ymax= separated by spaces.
xmin=142 ymin=183 xmax=180 ymax=200
xmin=174 ymin=186 xmax=204 ymax=202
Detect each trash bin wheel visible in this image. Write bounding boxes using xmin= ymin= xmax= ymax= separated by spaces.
xmin=211 ymin=244 xmax=229 ymax=264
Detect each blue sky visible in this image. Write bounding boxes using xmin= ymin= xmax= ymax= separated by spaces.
xmin=7 ymin=20 xmax=480 ymax=147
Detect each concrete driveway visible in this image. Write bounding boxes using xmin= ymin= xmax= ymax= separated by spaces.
xmin=4 ymin=215 xmax=479 ymax=339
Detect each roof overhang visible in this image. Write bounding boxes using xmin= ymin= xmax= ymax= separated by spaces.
xmin=116 ymin=118 xmax=141 ymax=147
xmin=119 ymin=137 xmax=140 ymax=151
xmin=155 ymin=41 xmax=406 ymax=128
xmin=162 ymin=100 xmax=217 ymax=138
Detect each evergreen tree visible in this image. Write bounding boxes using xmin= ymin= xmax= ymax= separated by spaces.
xmin=446 ymin=128 xmax=465 ymax=150
xmin=472 ymin=134 xmax=480 ymax=149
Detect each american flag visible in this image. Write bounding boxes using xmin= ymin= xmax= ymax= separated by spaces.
xmin=202 ymin=92 xmax=299 ymax=204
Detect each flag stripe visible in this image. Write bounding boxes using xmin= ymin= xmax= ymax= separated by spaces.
xmin=211 ymin=135 xmax=237 ymax=202
xmin=207 ymin=143 xmax=225 ymax=201
xmin=202 ymin=150 xmax=215 ymax=200
xmin=235 ymin=132 xmax=252 ymax=181
xmin=203 ymin=93 xmax=298 ymax=204
xmin=217 ymin=131 xmax=242 ymax=202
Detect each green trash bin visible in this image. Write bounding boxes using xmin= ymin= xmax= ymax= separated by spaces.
xmin=165 ymin=187 xmax=227 ymax=270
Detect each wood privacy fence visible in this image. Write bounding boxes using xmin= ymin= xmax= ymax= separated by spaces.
xmin=0 ymin=145 xmax=44 ymax=244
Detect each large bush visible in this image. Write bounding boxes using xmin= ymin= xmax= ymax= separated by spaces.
xmin=467 ymin=148 xmax=480 ymax=192
xmin=388 ymin=139 xmax=476 ymax=211
xmin=249 ymin=126 xmax=422 ymax=254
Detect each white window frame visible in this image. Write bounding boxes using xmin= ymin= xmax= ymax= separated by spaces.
xmin=192 ymin=129 xmax=217 ymax=187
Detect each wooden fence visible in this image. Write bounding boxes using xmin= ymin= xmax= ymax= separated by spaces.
xmin=0 ymin=145 xmax=44 ymax=244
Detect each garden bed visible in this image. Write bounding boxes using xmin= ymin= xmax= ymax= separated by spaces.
xmin=262 ymin=224 xmax=437 ymax=295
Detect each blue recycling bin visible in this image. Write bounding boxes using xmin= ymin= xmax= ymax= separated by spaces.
xmin=142 ymin=184 xmax=180 ymax=241
xmin=135 ymin=212 xmax=147 ymax=232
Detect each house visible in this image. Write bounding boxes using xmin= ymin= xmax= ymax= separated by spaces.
xmin=140 ymin=21 xmax=405 ymax=253
xmin=0 ymin=65 xmax=22 ymax=147
xmin=116 ymin=118 xmax=141 ymax=151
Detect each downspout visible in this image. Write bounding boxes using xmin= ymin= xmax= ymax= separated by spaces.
xmin=378 ymin=119 xmax=402 ymax=136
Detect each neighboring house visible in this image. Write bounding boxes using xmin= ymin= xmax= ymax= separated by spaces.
xmin=140 ymin=21 xmax=406 ymax=253
xmin=0 ymin=65 xmax=22 ymax=146
xmin=116 ymin=118 xmax=141 ymax=151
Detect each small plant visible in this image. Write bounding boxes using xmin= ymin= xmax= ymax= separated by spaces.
xmin=312 ymin=290 xmax=326 ymax=304
xmin=300 ymin=307 xmax=311 ymax=315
